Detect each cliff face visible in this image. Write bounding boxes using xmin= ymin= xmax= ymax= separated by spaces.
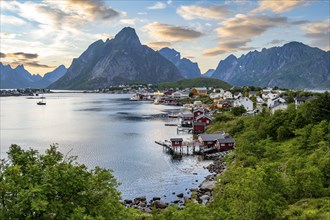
xmin=212 ymin=42 xmax=330 ymax=89
xmin=158 ymin=47 xmax=201 ymax=79
xmin=49 ymin=27 xmax=183 ymax=89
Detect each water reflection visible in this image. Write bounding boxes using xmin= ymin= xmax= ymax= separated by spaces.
xmin=0 ymin=93 xmax=211 ymax=202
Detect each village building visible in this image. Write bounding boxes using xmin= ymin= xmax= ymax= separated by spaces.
xmin=170 ymin=138 xmax=183 ymax=147
xmin=193 ymin=121 xmax=205 ymax=134
xmin=197 ymin=133 xmax=226 ymax=147
xmin=193 ymin=108 xmax=205 ymax=119
xmin=270 ymin=102 xmax=288 ymax=114
xmin=223 ymin=91 xmax=233 ymax=100
xmin=233 ymin=97 xmax=254 ymax=111
xmin=215 ymin=135 xmax=235 ymax=151
xmin=294 ymin=96 xmax=316 ymax=106
xmin=248 ymin=91 xmax=258 ymax=97
xmin=193 ymin=101 xmax=203 ymax=108
xmin=267 ymin=97 xmax=286 ymax=108
xmin=191 ymin=87 xmax=207 ymax=96
xmin=217 ymin=100 xmax=231 ymax=109
xmin=233 ymin=92 xmax=243 ymax=99
xmin=195 ymin=114 xmax=212 ymax=126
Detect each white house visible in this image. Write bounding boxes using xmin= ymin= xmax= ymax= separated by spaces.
xmin=233 ymin=97 xmax=254 ymax=111
xmin=256 ymin=97 xmax=265 ymax=104
xmin=223 ymin=91 xmax=233 ymax=99
xmin=209 ymin=93 xmax=223 ymax=99
xmin=270 ymin=102 xmax=288 ymax=114
xmin=171 ymin=91 xmax=189 ymax=99
xmin=267 ymin=97 xmax=286 ymax=108
xmin=233 ymin=92 xmax=243 ymax=99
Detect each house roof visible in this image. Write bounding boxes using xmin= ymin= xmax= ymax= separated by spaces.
xmin=199 ymin=133 xmax=225 ymax=141
xmin=170 ymin=138 xmax=183 ymax=142
xmin=194 ymin=87 xmax=207 ymax=91
xmin=196 ymin=114 xmax=212 ymax=121
xmin=217 ymin=135 xmax=235 ymax=144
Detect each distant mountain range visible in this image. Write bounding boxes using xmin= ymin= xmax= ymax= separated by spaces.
xmin=2 ymin=27 xmax=329 ymax=90
xmin=158 ymin=47 xmax=201 ymax=78
xmin=48 ymin=27 xmax=183 ymax=89
xmin=0 ymin=63 xmax=67 ymax=89
xmin=211 ymin=42 xmax=330 ymax=89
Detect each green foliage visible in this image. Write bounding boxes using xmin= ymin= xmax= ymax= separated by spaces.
xmin=231 ymin=106 xmax=246 ymax=116
xmin=155 ymin=92 xmax=330 ymax=219
xmin=156 ymin=78 xmax=231 ymax=90
xmin=0 ymin=145 xmax=136 ymax=219
xmin=283 ymin=198 xmax=330 ymax=219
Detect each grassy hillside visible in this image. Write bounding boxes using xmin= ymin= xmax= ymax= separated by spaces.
xmin=150 ymin=92 xmax=330 ymax=219
xmin=156 ymin=78 xmax=231 ymax=90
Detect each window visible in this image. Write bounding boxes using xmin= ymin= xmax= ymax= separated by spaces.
xmin=206 ymin=120 xmax=209 ymax=124
xmin=221 ymin=144 xmax=225 ymax=146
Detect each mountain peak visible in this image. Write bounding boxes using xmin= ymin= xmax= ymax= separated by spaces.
xmin=114 ymin=27 xmax=140 ymax=45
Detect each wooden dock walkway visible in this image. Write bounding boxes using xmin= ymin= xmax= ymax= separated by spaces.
xmin=154 ymin=140 xmax=203 ymax=156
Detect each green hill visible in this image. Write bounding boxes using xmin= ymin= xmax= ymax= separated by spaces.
xmin=156 ymin=77 xmax=231 ymax=90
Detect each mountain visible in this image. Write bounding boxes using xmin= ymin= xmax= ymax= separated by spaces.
xmin=212 ymin=42 xmax=330 ymax=89
xmin=202 ymin=69 xmax=215 ymax=78
xmin=36 ymin=65 xmax=67 ymax=88
xmin=158 ymin=47 xmax=201 ymax=78
xmin=0 ymin=63 xmax=67 ymax=89
xmin=48 ymin=27 xmax=183 ymax=90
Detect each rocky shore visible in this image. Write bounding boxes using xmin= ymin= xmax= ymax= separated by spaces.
xmin=122 ymin=150 xmax=231 ymax=212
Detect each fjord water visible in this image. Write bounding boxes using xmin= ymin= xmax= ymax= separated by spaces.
xmin=0 ymin=93 xmax=210 ymax=201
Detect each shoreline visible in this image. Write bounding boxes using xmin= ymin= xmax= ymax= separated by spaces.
xmin=122 ymin=150 xmax=231 ymax=213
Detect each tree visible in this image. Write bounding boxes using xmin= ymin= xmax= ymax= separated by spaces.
xmin=231 ymin=106 xmax=246 ymax=116
xmin=0 ymin=145 xmax=134 ymax=219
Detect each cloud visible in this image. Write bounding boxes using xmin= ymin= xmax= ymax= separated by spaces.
xmin=0 ymin=32 xmax=17 ymax=39
xmin=3 ymin=52 xmax=38 ymax=59
xmin=0 ymin=15 xmax=26 ymax=25
xmin=1 ymin=52 xmax=55 ymax=68
xmin=143 ymin=22 xmax=203 ymax=42
xmin=23 ymin=61 xmax=55 ymax=68
xmin=177 ymin=5 xmax=230 ymax=20
xmin=268 ymin=39 xmax=287 ymax=45
xmin=66 ymin=0 xmax=120 ymax=20
xmin=203 ymin=14 xmax=290 ymax=56
xmin=253 ymin=0 xmax=306 ymax=13
xmin=303 ymin=19 xmax=330 ymax=50
xmin=148 ymin=2 xmax=166 ymax=10
xmin=120 ymin=18 xmax=138 ymax=25
xmin=146 ymin=41 xmax=172 ymax=50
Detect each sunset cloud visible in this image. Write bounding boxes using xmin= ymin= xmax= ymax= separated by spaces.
xmin=143 ymin=22 xmax=203 ymax=42
xmin=177 ymin=5 xmax=230 ymax=20
xmin=146 ymin=41 xmax=172 ymax=50
xmin=1 ymin=52 xmax=55 ymax=68
xmin=253 ymin=0 xmax=306 ymax=13
xmin=66 ymin=0 xmax=120 ymax=20
xmin=204 ymin=14 xmax=289 ymax=56
xmin=304 ymin=19 xmax=330 ymax=50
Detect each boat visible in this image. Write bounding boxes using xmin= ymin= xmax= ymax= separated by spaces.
xmin=37 ymin=95 xmax=46 ymax=105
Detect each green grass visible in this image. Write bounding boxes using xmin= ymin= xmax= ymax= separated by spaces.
xmin=156 ymin=78 xmax=231 ymax=90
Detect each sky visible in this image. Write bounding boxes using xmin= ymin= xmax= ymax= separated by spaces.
xmin=0 ymin=0 xmax=329 ymax=76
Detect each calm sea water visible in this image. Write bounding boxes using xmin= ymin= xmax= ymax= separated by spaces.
xmin=0 ymin=93 xmax=211 ymax=202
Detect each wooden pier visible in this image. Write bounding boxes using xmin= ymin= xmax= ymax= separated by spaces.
xmin=155 ymin=140 xmax=203 ymax=156
xmin=177 ymin=126 xmax=193 ymax=133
